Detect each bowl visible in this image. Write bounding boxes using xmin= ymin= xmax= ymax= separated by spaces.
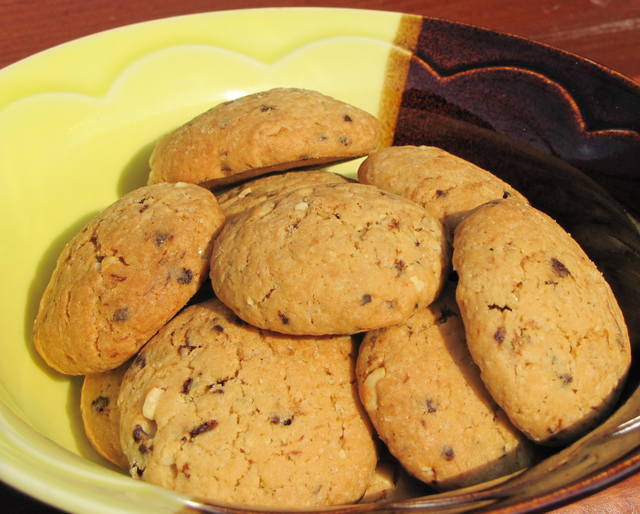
xmin=1 ymin=7 xmax=638 ymax=513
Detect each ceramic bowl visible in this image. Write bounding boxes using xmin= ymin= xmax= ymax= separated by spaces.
xmin=1 ymin=8 xmax=638 ymax=513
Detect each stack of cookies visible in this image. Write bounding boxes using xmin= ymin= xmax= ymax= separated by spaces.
xmin=33 ymin=88 xmax=632 ymax=508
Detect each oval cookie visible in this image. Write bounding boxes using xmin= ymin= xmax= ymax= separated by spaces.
xmin=117 ymin=299 xmax=377 ymax=508
xmin=358 ymin=145 xmax=527 ymax=231
xmin=33 ymin=183 xmax=225 ymax=374
xmin=216 ymin=169 xmax=349 ymax=218
xmin=211 ymin=182 xmax=449 ymax=335
xmin=149 ymin=88 xmax=380 ymax=188
xmin=357 ymin=288 xmax=534 ymax=489
xmin=453 ymin=199 xmax=631 ymax=444
xmin=81 ymin=363 xmax=129 ymax=469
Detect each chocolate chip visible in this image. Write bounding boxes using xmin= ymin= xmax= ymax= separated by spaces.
xmin=442 ymin=445 xmax=455 ymax=461
xmin=426 ymin=399 xmax=437 ymax=414
xmin=361 ymin=294 xmax=372 ymax=305
xmin=319 ymin=135 xmax=328 ymax=141
xmin=260 ymin=104 xmax=276 ymax=112
xmin=182 ymin=378 xmax=193 ymax=394
xmin=134 ymin=465 xmax=145 ymax=477
xmin=488 ymin=304 xmax=512 ymax=312
xmin=139 ymin=204 xmax=150 ymax=213
xmin=278 ymin=311 xmax=289 ymax=324
xmin=435 ymin=189 xmax=447 ymax=198
xmin=388 ymin=218 xmax=400 ymax=230
xmin=110 ymin=273 xmax=127 ymax=282
xmin=113 ymin=307 xmax=129 ymax=322
xmin=282 ymin=417 xmax=293 ymax=426
xmin=177 ymin=268 xmax=193 ymax=284
xmin=180 ymin=463 xmax=191 ymax=478
xmin=270 ymin=415 xmax=293 ymax=425
xmin=338 ymin=135 xmax=351 ymax=146
xmin=270 ymin=416 xmax=280 ymax=424
xmin=189 ymin=420 xmax=218 ymax=439
xmin=155 ymin=232 xmax=172 ymax=246
xmin=558 ymin=373 xmax=573 ymax=385
xmin=178 ymin=335 xmax=198 ymax=356
xmin=213 ymin=324 xmax=224 ymax=332
xmin=91 ymin=396 xmax=109 ymax=413
xmin=551 ymin=258 xmax=570 ymax=277
xmin=494 ymin=326 xmax=506 ymax=343
xmin=502 ymin=190 xmax=511 ymax=199
xmin=394 ymin=259 xmax=406 ymax=275
xmin=343 ymin=114 xmax=353 ymax=122
xmin=133 ymin=425 xmax=148 ymax=443
xmin=138 ymin=444 xmax=150 ymax=454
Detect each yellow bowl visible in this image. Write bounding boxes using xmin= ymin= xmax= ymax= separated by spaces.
xmin=1 ymin=7 xmax=639 ymax=513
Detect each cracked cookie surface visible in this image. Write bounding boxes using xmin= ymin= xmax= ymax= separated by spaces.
xmin=356 ymin=288 xmax=534 ymax=489
xmin=117 ymin=299 xmax=377 ymax=508
xmin=148 ymin=88 xmax=381 ymax=188
xmin=33 ymin=182 xmax=225 ymax=374
xmin=358 ymin=146 xmax=527 ymax=231
xmin=217 ymin=169 xmax=349 ymax=218
xmin=81 ymin=362 xmax=129 ymax=469
xmin=211 ymin=182 xmax=449 ymax=335
xmin=453 ymin=199 xmax=631 ymax=444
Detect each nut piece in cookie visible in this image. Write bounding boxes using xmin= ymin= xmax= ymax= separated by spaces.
xmin=358 ymin=145 xmax=526 ymax=231
xmin=80 ymin=362 xmax=130 ymax=469
xmin=356 ymin=288 xmax=535 ymax=490
xmin=453 ymin=199 xmax=631 ymax=444
xmin=117 ymin=299 xmax=377 ymax=508
xmin=33 ymin=183 xmax=225 ymax=375
xmin=148 ymin=88 xmax=381 ymax=188
xmin=211 ymin=182 xmax=449 ymax=335
xmin=216 ymin=169 xmax=349 ymax=218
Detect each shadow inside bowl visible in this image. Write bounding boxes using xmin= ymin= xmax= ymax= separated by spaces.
xmin=117 ymin=140 xmax=156 ymax=197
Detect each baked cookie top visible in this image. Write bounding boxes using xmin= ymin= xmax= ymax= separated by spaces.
xmin=358 ymin=145 xmax=526 ymax=231
xmin=33 ymin=182 xmax=225 ymax=374
xmin=453 ymin=199 xmax=631 ymax=444
xmin=148 ymin=88 xmax=381 ymax=188
xmin=216 ymin=170 xmax=349 ymax=218
xmin=81 ymin=363 xmax=129 ymax=469
xmin=211 ymin=182 xmax=449 ymax=335
xmin=356 ymin=288 xmax=534 ymax=490
xmin=117 ymin=299 xmax=377 ymax=508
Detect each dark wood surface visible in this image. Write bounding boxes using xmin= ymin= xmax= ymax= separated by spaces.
xmin=1 ymin=1 xmax=639 ymax=512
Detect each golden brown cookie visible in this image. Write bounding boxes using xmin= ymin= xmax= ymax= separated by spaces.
xmin=357 ymin=288 xmax=534 ymax=489
xmin=216 ymin=169 xmax=349 ymax=218
xmin=117 ymin=299 xmax=377 ymax=508
xmin=358 ymin=145 xmax=527 ymax=231
xmin=148 ymin=88 xmax=381 ymax=188
xmin=80 ymin=363 xmax=129 ymax=469
xmin=453 ymin=199 xmax=631 ymax=444
xmin=33 ymin=183 xmax=225 ymax=375
xmin=211 ymin=182 xmax=449 ymax=335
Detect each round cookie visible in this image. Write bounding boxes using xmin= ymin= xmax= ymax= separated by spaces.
xmin=358 ymin=145 xmax=527 ymax=231
xmin=453 ymin=199 xmax=631 ymax=444
xmin=216 ymin=169 xmax=349 ymax=218
xmin=148 ymin=88 xmax=381 ymax=188
xmin=117 ymin=299 xmax=377 ymax=508
xmin=211 ymin=182 xmax=449 ymax=335
xmin=80 ymin=363 xmax=129 ymax=469
xmin=33 ymin=182 xmax=225 ymax=375
xmin=356 ymin=288 xmax=534 ymax=490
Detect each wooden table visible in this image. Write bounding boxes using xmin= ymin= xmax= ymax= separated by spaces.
xmin=1 ymin=1 xmax=638 ymax=512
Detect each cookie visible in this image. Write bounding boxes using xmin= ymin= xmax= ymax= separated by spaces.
xmin=148 ymin=88 xmax=381 ymax=188
xmin=33 ymin=183 xmax=225 ymax=375
xmin=356 ymin=288 xmax=534 ymax=490
xmin=358 ymin=145 xmax=527 ymax=230
xmin=216 ymin=169 xmax=349 ymax=218
xmin=117 ymin=299 xmax=377 ymax=508
xmin=80 ymin=363 xmax=129 ymax=469
xmin=211 ymin=182 xmax=449 ymax=335
xmin=453 ymin=199 xmax=631 ymax=444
